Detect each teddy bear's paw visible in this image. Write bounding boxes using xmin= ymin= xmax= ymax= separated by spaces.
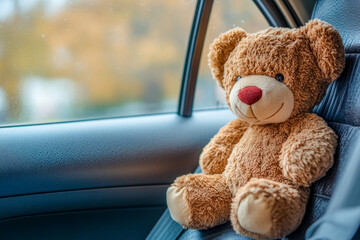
xmin=237 ymin=192 xmax=274 ymax=236
xmin=166 ymin=186 xmax=190 ymax=228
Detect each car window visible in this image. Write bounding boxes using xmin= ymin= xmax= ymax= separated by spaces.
xmin=0 ymin=0 xmax=195 ymax=125
xmin=194 ymin=0 xmax=269 ymax=110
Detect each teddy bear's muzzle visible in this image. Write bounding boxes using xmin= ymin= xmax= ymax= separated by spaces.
xmin=230 ymin=75 xmax=294 ymax=125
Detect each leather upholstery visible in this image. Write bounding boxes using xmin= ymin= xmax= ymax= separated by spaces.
xmin=311 ymin=0 xmax=360 ymax=53
xmin=151 ymin=0 xmax=360 ymax=239
xmin=313 ymin=0 xmax=360 ymax=126
xmin=314 ymin=53 xmax=360 ymax=126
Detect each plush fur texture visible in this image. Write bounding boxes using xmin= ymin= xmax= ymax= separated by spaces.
xmin=167 ymin=19 xmax=344 ymax=239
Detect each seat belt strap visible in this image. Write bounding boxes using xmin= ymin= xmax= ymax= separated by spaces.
xmin=146 ymin=209 xmax=184 ymax=240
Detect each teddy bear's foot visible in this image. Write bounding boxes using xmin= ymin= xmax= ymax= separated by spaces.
xmin=237 ymin=191 xmax=273 ymax=236
xmin=231 ymin=179 xmax=309 ymax=240
xmin=167 ymin=173 xmax=232 ymax=229
xmin=167 ymin=186 xmax=190 ymax=227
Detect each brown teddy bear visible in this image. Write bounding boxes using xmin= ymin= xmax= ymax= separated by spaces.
xmin=166 ymin=19 xmax=345 ymax=239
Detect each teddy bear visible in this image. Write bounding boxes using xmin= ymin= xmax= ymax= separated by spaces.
xmin=166 ymin=19 xmax=345 ymax=239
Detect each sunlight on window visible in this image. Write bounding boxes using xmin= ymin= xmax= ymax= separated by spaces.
xmin=0 ymin=0 xmax=196 ymax=125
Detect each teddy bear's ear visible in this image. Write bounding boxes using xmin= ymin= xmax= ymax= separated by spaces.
xmin=208 ymin=28 xmax=246 ymax=88
xmin=302 ymin=19 xmax=345 ymax=82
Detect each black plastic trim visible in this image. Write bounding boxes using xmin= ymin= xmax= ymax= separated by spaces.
xmin=252 ymin=0 xmax=290 ymax=27
xmin=283 ymin=0 xmax=302 ymax=27
xmin=178 ymin=0 xmax=214 ymax=117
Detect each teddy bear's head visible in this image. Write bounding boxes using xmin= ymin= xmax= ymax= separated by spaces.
xmin=208 ymin=19 xmax=345 ymax=125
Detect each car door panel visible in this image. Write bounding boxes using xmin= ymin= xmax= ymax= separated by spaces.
xmin=1 ymin=207 xmax=165 ymax=240
xmin=0 ymin=109 xmax=234 ymax=239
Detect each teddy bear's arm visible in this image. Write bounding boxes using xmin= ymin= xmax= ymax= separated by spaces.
xmin=280 ymin=113 xmax=337 ymax=187
xmin=200 ymin=119 xmax=248 ymax=175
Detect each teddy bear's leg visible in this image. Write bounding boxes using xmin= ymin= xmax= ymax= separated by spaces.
xmin=230 ymin=178 xmax=309 ymax=239
xmin=167 ymin=173 xmax=232 ymax=229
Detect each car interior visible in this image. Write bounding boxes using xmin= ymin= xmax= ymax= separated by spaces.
xmin=0 ymin=0 xmax=359 ymax=239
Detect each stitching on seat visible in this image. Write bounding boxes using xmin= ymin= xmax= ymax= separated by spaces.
xmin=313 ymin=193 xmax=331 ymax=200
xmin=326 ymin=120 xmax=360 ymax=129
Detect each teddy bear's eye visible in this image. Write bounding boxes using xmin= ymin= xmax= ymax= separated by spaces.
xmin=275 ymin=73 xmax=284 ymax=82
xmin=236 ymin=76 xmax=242 ymax=81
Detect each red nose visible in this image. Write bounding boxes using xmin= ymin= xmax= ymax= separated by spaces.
xmin=238 ymin=86 xmax=262 ymax=105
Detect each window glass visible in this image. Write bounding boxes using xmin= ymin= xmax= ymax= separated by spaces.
xmin=194 ymin=0 xmax=269 ymax=110
xmin=0 ymin=0 xmax=196 ymax=125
